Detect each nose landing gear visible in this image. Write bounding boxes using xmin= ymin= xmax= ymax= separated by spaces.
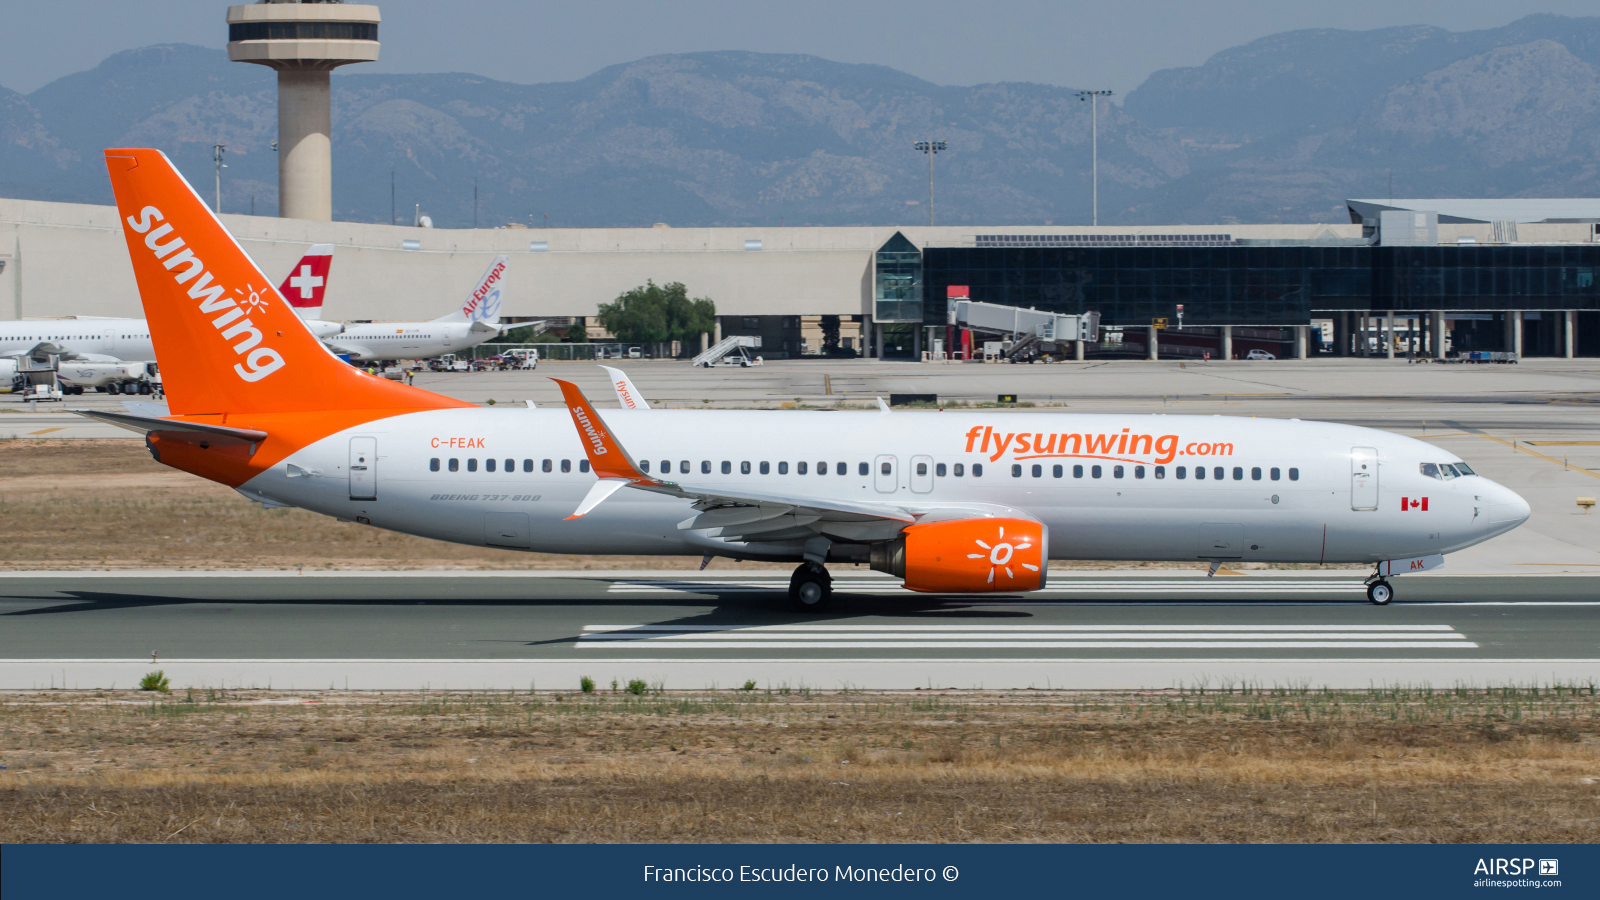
xmin=1366 ymin=579 xmax=1393 ymax=605
xmin=789 ymin=563 xmax=832 ymax=613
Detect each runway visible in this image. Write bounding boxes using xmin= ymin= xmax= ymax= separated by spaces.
xmin=3 ymin=571 xmax=1596 ymax=690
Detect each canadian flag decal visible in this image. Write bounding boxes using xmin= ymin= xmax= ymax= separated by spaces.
xmin=1401 ymin=497 xmax=1429 ymax=511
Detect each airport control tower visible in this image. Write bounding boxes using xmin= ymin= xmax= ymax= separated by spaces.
xmin=226 ymin=1 xmax=380 ymax=221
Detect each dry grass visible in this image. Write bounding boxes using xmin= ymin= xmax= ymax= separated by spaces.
xmin=3 ymin=686 xmax=1597 ymax=843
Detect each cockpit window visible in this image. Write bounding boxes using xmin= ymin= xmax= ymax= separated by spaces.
xmin=1421 ymin=462 xmax=1467 ymax=480
xmin=1420 ymin=463 xmax=1440 ymax=479
xmin=1454 ymin=462 xmax=1475 ymax=476
xmin=1440 ymin=464 xmax=1461 ymax=479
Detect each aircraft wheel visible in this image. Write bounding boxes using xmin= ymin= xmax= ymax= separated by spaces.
xmin=789 ymin=564 xmax=832 ymax=613
xmin=1367 ymin=581 xmax=1393 ymax=605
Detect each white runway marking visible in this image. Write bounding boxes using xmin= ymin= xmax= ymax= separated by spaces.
xmin=576 ymin=623 xmax=1476 ymax=650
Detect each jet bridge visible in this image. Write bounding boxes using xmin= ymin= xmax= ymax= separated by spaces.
xmin=948 ymin=300 xmax=1100 ymax=362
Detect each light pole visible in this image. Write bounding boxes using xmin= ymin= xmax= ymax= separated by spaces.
xmin=1076 ymin=90 xmax=1112 ymax=226
xmin=212 ymin=143 xmax=227 ymax=213
xmin=913 ymin=140 xmax=947 ymax=226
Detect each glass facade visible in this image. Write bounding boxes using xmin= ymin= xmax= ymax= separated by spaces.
xmin=874 ymin=232 xmax=923 ymax=323
xmin=229 ymin=22 xmax=379 ymax=42
xmin=920 ymin=244 xmax=1600 ymax=327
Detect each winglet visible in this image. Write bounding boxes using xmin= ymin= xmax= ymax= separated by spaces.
xmin=599 ymin=365 xmax=651 ymax=409
xmin=876 ymin=396 xmax=891 ymax=412
xmin=552 ymin=378 xmax=659 ymax=516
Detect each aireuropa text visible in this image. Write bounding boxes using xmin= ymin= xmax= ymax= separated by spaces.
xmin=642 ymin=865 xmax=942 ymax=883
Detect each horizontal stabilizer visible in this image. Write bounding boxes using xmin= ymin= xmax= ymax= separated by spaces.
xmin=71 ymin=409 xmax=267 ymax=449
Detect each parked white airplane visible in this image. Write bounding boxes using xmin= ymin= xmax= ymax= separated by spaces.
xmin=83 ymin=148 xmax=1531 ymax=611
xmin=321 ymin=257 xmax=509 ymax=362
xmin=0 ymin=244 xmax=340 ymax=391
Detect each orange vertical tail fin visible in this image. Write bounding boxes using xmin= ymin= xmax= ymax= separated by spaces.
xmin=103 ymin=149 xmax=470 ymax=417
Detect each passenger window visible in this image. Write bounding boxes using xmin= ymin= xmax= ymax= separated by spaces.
xmin=779 ymin=462 xmax=789 ymax=474
xmin=640 ymin=460 xmax=651 ymax=473
xmin=1092 ymin=465 xmax=1102 ymax=479
xmin=579 ymin=460 xmax=590 ymax=473
xmin=936 ymin=463 xmax=947 ymax=477
xmin=468 ymin=458 xmax=479 ymax=472
xmin=836 ymin=462 xmax=846 ymax=476
xmin=1215 ymin=467 xmax=1225 ymax=480
xmin=1195 ymin=467 xmax=1205 ymax=480
xmin=740 ymin=461 xmax=751 ymax=475
xmin=1011 ymin=464 xmax=1022 ymax=478
xmin=1135 ymin=465 xmax=1145 ymax=479
xmin=818 ymin=462 xmax=828 ymax=475
xmin=953 ymin=463 xmax=965 ymax=477
xmin=760 ymin=462 xmax=769 ymax=475
xmin=523 ymin=459 xmax=533 ymax=473
xmin=680 ymin=460 xmax=690 ymax=474
xmin=973 ymin=464 xmax=983 ymax=477
xmin=917 ymin=462 xmax=929 ymax=476
xmin=561 ymin=459 xmax=571 ymax=473
xmin=1113 ymin=465 xmax=1124 ymax=478
xmin=505 ymin=459 xmax=513 ymax=472
xmin=485 ymin=458 xmax=496 ymax=473
xmin=430 ymin=458 xmax=440 ymax=472
xmin=1155 ymin=465 xmax=1165 ymax=479
xmin=719 ymin=461 xmax=731 ymax=474
xmin=542 ymin=459 xmax=552 ymax=473
xmin=1270 ymin=467 xmax=1280 ymax=481
xmin=1052 ymin=464 xmax=1062 ymax=478
xmin=1032 ymin=464 xmax=1042 ymax=478
xmin=880 ymin=461 xmax=891 ymax=476
xmin=1251 ymin=467 xmax=1261 ymax=481
xmin=798 ymin=461 xmax=808 ymax=475
xmin=1073 ymin=464 xmax=1083 ymax=478
xmin=701 ymin=461 xmax=711 ymax=474
xmin=1230 ymin=467 xmax=1241 ymax=480
xmin=858 ymin=462 xmax=869 ymax=476
xmin=1288 ymin=468 xmax=1299 ymax=481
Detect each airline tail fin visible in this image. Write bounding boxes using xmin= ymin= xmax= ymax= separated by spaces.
xmin=435 ymin=255 xmax=509 ymax=325
xmin=599 ymin=365 xmax=651 ymax=409
xmin=103 ymin=148 xmax=472 ymax=417
xmin=279 ymin=244 xmax=333 ymax=320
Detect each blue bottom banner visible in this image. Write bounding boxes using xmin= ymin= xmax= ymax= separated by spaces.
xmin=2 ymin=843 xmax=1594 ymax=898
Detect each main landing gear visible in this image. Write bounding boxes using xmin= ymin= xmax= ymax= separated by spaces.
xmin=789 ymin=562 xmax=832 ymax=613
xmin=1366 ymin=579 xmax=1393 ymax=605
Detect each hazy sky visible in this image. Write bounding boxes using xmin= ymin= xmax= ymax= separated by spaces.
xmin=3 ymin=0 xmax=1595 ymax=95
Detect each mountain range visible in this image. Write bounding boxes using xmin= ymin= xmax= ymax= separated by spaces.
xmin=2 ymin=13 xmax=1598 ymax=228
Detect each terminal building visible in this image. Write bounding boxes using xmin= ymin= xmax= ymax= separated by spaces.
xmin=1 ymin=196 xmax=1596 ymax=360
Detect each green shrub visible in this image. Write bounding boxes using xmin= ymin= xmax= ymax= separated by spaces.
xmin=740 ymin=680 xmax=758 ymax=691
xmin=626 ymin=678 xmax=648 ymax=696
xmin=580 ymin=676 xmax=595 ymax=694
xmin=139 ymin=671 xmax=170 ymax=693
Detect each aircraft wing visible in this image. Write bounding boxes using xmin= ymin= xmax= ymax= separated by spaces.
xmin=550 ymin=378 xmax=915 ymax=535
xmin=599 ymin=365 xmax=651 ymax=409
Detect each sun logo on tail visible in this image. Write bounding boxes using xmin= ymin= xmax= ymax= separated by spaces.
xmin=236 ymin=283 xmax=270 ymax=314
xmin=966 ymin=524 xmax=1039 ymax=584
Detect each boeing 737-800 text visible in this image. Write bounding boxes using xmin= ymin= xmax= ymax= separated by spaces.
xmin=82 ymin=149 xmax=1530 ymax=610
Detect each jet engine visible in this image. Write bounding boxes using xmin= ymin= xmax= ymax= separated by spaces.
xmin=870 ymin=517 xmax=1047 ymax=593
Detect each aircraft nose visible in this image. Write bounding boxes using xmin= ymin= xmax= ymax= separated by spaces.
xmin=1484 ymin=480 xmax=1530 ymax=529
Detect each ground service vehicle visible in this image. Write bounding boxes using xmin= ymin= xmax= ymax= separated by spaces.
xmin=83 ymin=149 xmax=1530 ymax=611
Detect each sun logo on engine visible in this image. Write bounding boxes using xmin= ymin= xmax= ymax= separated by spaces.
xmin=967 ymin=524 xmax=1039 ymax=584
xmin=236 ymin=284 xmax=270 ymax=314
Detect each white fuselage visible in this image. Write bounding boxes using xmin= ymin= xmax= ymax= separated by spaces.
xmin=233 ymin=410 xmax=1529 ymax=565
xmin=330 ymin=322 xmax=493 ymax=362
xmin=0 ymin=318 xmax=154 ymax=362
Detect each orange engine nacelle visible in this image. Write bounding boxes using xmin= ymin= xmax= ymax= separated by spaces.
xmin=870 ymin=517 xmax=1048 ymax=593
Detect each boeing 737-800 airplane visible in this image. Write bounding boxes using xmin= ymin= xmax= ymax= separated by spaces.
xmin=82 ymin=149 xmax=1530 ymax=610
xmin=321 ymin=257 xmax=509 ymax=362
